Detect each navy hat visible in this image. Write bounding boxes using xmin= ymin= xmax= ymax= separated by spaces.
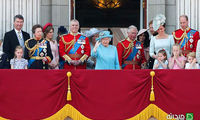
xmin=58 ymin=26 xmax=68 ymax=35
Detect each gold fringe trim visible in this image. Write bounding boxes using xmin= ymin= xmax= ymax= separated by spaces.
xmin=127 ymin=104 xmax=172 ymax=120
xmin=44 ymin=104 xmax=91 ymax=120
xmin=0 ymin=117 xmax=8 ymax=120
xmin=0 ymin=104 xmax=173 ymax=120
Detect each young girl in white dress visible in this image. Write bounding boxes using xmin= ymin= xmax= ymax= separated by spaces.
xmin=10 ymin=46 xmax=28 ymax=69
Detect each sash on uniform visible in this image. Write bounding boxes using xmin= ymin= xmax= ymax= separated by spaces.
xmin=122 ymin=41 xmax=140 ymax=69
xmin=28 ymin=40 xmax=47 ymax=68
xmin=180 ymin=29 xmax=196 ymax=48
xmin=68 ymin=36 xmax=86 ymax=54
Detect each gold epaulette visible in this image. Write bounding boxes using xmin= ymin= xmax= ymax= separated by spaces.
xmin=119 ymin=39 xmax=134 ymax=50
xmin=25 ymin=38 xmax=34 ymax=43
xmin=24 ymin=38 xmax=35 ymax=50
xmin=61 ymin=36 xmax=75 ymax=52
xmin=118 ymin=39 xmax=135 ymax=58
xmin=173 ymin=29 xmax=188 ymax=41
xmin=24 ymin=38 xmax=39 ymax=57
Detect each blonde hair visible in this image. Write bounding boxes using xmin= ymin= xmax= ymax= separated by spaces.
xmin=14 ymin=45 xmax=23 ymax=58
xmin=171 ymin=43 xmax=182 ymax=57
xmin=187 ymin=52 xmax=196 ymax=58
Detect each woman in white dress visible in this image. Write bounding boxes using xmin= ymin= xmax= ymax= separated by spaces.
xmin=149 ymin=14 xmax=175 ymax=64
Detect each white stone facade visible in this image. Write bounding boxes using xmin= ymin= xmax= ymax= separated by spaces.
xmin=0 ymin=0 xmax=40 ymax=40
xmin=0 ymin=0 xmax=199 ymax=40
xmin=148 ymin=0 xmax=200 ymax=34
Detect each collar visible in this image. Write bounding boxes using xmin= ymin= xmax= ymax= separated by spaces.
xmin=14 ymin=29 xmax=22 ymax=34
xmin=181 ymin=27 xmax=190 ymax=32
xmin=34 ymin=37 xmax=42 ymax=41
xmin=70 ymin=32 xmax=79 ymax=36
xmin=127 ymin=37 xmax=136 ymax=42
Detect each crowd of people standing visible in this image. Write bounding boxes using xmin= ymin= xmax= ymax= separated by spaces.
xmin=0 ymin=14 xmax=200 ymax=70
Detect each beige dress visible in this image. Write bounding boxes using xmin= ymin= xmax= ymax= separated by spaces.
xmin=49 ymin=40 xmax=59 ymax=69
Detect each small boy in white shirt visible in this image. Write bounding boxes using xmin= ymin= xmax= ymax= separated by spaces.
xmin=185 ymin=52 xmax=199 ymax=69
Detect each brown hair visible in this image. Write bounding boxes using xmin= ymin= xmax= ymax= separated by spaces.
xmin=179 ymin=15 xmax=188 ymax=21
xmin=32 ymin=24 xmax=43 ymax=34
xmin=44 ymin=26 xmax=54 ymax=38
xmin=162 ymin=23 xmax=166 ymax=28
xmin=158 ymin=49 xmax=167 ymax=60
xmin=149 ymin=20 xmax=153 ymax=26
xmin=14 ymin=14 xmax=24 ymax=22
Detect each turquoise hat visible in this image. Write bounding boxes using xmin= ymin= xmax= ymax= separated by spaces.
xmin=96 ymin=31 xmax=113 ymax=41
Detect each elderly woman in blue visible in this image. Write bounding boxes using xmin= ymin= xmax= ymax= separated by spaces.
xmin=91 ymin=31 xmax=120 ymax=70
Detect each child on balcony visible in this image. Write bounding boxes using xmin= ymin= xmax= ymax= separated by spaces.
xmin=185 ymin=52 xmax=199 ymax=69
xmin=168 ymin=44 xmax=186 ymax=69
xmin=153 ymin=49 xmax=168 ymax=69
xmin=10 ymin=46 xmax=28 ymax=69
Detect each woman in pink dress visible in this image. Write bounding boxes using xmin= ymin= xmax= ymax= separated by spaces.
xmin=43 ymin=23 xmax=59 ymax=69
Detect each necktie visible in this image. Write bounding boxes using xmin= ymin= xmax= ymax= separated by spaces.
xmin=18 ymin=31 xmax=24 ymax=47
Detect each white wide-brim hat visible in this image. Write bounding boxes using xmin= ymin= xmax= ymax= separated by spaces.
xmin=153 ymin=14 xmax=166 ymax=31
xmin=137 ymin=29 xmax=148 ymax=36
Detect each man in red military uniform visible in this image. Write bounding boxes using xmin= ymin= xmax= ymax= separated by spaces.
xmin=59 ymin=19 xmax=91 ymax=69
xmin=117 ymin=25 xmax=146 ymax=70
xmin=173 ymin=15 xmax=199 ymax=56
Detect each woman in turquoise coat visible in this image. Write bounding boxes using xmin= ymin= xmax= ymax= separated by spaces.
xmin=91 ymin=31 xmax=120 ymax=70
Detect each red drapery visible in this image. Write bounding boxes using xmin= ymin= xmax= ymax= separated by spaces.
xmin=0 ymin=69 xmax=199 ymax=120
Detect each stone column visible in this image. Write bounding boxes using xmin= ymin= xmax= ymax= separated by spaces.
xmin=40 ymin=0 xmax=70 ymax=39
xmin=147 ymin=0 xmax=166 ymax=23
xmin=165 ymin=0 xmax=176 ymax=33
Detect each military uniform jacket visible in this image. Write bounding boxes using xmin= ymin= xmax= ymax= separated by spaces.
xmin=173 ymin=27 xmax=199 ymax=56
xmin=24 ymin=38 xmax=53 ymax=69
xmin=117 ymin=38 xmax=146 ymax=69
xmin=59 ymin=32 xmax=91 ymax=69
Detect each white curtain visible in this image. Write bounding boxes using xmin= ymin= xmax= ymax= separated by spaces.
xmin=0 ymin=0 xmax=40 ymax=40
xmin=176 ymin=0 xmax=200 ymax=31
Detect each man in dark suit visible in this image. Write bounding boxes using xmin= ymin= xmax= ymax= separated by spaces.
xmin=3 ymin=14 xmax=30 ymax=60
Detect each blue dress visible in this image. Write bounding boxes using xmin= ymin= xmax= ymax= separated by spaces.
xmin=149 ymin=35 xmax=174 ymax=59
xmin=91 ymin=44 xmax=120 ymax=70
